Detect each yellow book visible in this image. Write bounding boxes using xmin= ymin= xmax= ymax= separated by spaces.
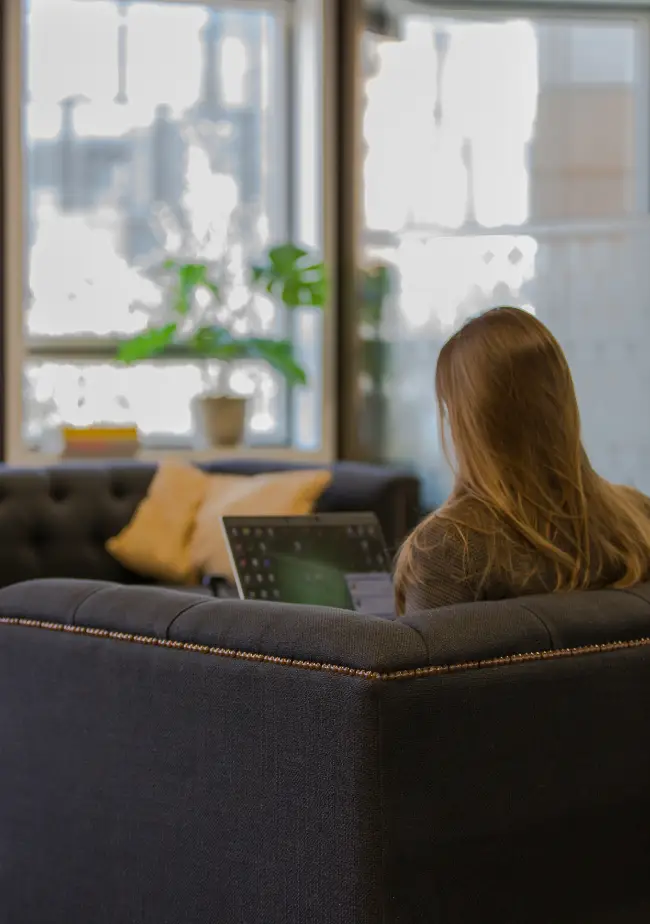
xmin=63 ymin=426 xmax=139 ymax=443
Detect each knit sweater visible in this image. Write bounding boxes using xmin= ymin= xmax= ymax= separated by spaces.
xmin=398 ymin=497 xmax=650 ymax=614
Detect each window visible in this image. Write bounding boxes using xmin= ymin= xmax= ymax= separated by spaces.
xmin=13 ymin=0 xmax=325 ymax=455
xmin=352 ymin=3 xmax=650 ymax=504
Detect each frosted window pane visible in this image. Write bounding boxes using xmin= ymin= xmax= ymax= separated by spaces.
xmin=359 ymin=9 xmax=650 ymax=505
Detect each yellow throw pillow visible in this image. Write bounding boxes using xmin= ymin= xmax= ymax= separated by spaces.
xmin=106 ymin=461 xmax=211 ymax=585
xmin=189 ymin=469 xmax=332 ymax=579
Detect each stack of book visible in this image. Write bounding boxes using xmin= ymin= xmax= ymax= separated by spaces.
xmin=61 ymin=426 xmax=140 ymax=459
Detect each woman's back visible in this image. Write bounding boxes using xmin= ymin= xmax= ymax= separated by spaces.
xmin=399 ymin=488 xmax=650 ymax=614
xmin=395 ymin=308 xmax=650 ymax=614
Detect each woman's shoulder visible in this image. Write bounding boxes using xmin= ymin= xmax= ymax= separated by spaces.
xmin=417 ymin=494 xmax=486 ymax=538
xmin=408 ymin=505 xmax=487 ymax=570
xmin=395 ymin=505 xmax=488 ymax=613
xmin=410 ymin=508 xmax=469 ymax=551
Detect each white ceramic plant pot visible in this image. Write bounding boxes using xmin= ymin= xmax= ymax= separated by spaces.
xmin=195 ymin=395 xmax=247 ymax=448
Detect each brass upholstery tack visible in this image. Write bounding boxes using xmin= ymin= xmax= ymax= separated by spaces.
xmin=1 ymin=616 xmax=649 ymax=682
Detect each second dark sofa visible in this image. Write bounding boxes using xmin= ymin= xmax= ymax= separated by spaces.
xmin=0 ymin=458 xmax=420 ymax=588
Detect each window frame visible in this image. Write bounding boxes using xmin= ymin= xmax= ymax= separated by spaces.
xmin=3 ymin=0 xmax=336 ymax=464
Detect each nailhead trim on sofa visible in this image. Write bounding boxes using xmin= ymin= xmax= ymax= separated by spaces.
xmin=2 ymin=616 xmax=649 ymax=682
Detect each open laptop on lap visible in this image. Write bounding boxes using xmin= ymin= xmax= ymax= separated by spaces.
xmin=221 ymin=512 xmax=396 ymax=618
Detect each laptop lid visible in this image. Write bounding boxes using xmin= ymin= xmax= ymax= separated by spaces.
xmin=221 ymin=512 xmax=394 ymax=613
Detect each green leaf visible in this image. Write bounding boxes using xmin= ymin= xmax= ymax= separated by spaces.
xmin=117 ymin=322 xmax=308 ymax=386
xmin=251 ymin=244 xmax=327 ymax=311
xmin=268 ymin=243 xmax=308 ymax=274
xmin=190 ymin=325 xmax=245 ymax=359
xmin=192 ymin=328 xmax=307 ymax=385
xmin=247 ymin=338 xmax=307 ymax=386
xmin=309 ymin=275 xmax=327 ymax=307
xmin=159 ymin=262 xmax=221 ymax=317
xmin=172 ymin=263 xmax=209 ymax=316
xmin=191 ymin=325 xmax=226 ymax=354
xmin=179 ymin=263 xmax=210 ymax=289
xmin=281 ymin=278 xmax=303 ymax=308
xmin=204 ymin=281 xmax=221 ymax=300
xmin=117 ymin=323 xmax=178 ymax=363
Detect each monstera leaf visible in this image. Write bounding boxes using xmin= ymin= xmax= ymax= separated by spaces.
xmin=191 ymin=327 xmax=307 ymax=386
xmin=116 ymin=323 xmax=178 ymax=363
xmin=251 ymin=243 xmax=327 ymax=309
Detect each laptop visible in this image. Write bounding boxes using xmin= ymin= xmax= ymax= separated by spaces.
xmin=221 ymin=512 xmax=396 ymax=617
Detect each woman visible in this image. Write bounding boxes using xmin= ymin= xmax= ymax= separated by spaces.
xmin=395 ymin=306 xmax=650 ymax=614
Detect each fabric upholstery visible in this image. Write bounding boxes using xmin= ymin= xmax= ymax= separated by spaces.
xmin=1 ymin=577 xmax=650 ymax=922
xmin=190 ymin=468 xmax=332 ymax=578
xmin=0 ymin=459 xmax=419 ymax=589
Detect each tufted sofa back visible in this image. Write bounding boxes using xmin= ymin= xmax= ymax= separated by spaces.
xmin=0 ymin=459 xmax=420 ymax=587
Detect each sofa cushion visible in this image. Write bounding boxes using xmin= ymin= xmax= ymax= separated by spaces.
xmin=106 ymin=462 xmax=209 ymax=584
xmin=189 ymin=468 xmax=332 ymax=579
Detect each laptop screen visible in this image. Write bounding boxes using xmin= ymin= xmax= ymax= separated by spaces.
xmin=221 ymin=513 xmax=394 ymax=611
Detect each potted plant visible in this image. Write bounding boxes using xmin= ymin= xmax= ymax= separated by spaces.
xmin=117 ymin=243 xmax=327 ymax=447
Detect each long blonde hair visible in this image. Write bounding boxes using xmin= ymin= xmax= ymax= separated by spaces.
xmin=395 ymin=307 xmax=650 ymax=609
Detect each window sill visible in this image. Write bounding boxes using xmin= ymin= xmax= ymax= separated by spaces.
xmin=7 ymin=444 xmax=333 ymax=468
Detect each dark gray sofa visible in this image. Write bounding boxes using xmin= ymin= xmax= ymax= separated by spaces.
xmin=0 ymin=459 xmax=420 ymax=588
xmin=1 ymin=577 xmax=650 ymax=923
